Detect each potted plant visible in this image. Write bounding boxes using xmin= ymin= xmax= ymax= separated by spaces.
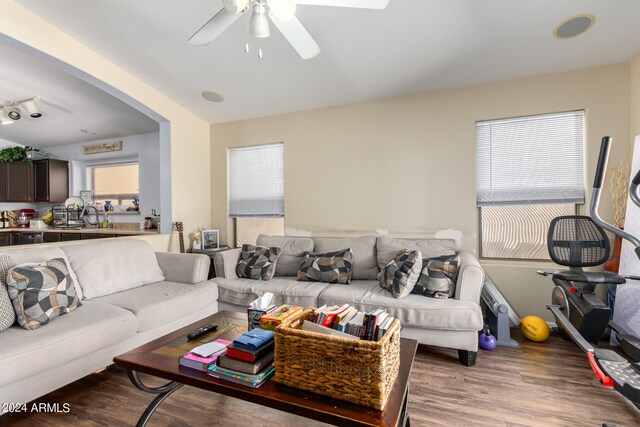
xmin=0 ymin=146 xmax=40 ymax=165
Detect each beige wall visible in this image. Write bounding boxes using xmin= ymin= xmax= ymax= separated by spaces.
xmin=212 ymin=64 xmax=631 ymax=319
xmin=631 ymin=53 xmax=640 ymax=139
xmin=0 ymin=2 xmax=211 ymax=252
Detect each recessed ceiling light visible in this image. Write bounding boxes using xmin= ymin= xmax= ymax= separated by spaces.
xmin=201 ymin=90 xmax=225 ymax=103
xmin=554 ymin=14 xmax=595 ymax=39
xmin=80 ymin=129 xmax=97 ymax=135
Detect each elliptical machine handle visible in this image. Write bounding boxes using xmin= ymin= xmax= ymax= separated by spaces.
xmin=630 ymin=168 xmax=640 ymax=210
xmin=590 ymin=137 xmax=640 ymax=253
xmin=593 ymin=136 xmax=612 ymax=189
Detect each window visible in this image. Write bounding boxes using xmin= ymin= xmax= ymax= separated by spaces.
xmin=89 ymin=163 xmax=140 ymax=208
xmin=229 ymin=144 xmax=284 ymax=246
xmin=476 ymin=111 xmax=585 ymax=260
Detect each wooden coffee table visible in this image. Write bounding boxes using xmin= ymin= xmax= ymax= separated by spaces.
xmin=113 ymin=311 xmax=417 ymax=427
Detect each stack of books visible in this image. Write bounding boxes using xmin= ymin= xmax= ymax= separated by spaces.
xmin=308 ymin=305 xmax=395 ymax=341
xmin=208 ymin=328 xmax=275 ymax=388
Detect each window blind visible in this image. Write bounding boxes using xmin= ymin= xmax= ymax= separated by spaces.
xmin=229 ymin=143 xmax=284 ymax=217
xmin=476 ymin=110 xmax=585 ymax=206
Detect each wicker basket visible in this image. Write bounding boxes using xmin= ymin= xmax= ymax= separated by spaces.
xmin=273 ymin=308 xmax=401 ymax=410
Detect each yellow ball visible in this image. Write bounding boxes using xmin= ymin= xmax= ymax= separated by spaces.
xmin=520 ymin=316 xmax=550 ymax=342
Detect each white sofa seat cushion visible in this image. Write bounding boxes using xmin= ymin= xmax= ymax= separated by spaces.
xmin=93 ymin=281 xmax=219 ymax=332
xmin=0 ymin=300 xmax=136 ymax=386
xmin=317 ymin=281 xmax=483 ymax=331
xmin=63 ymin=239 xmax=165 ymax=299
xmin=215 ymin=276 xmax=332 ymax=308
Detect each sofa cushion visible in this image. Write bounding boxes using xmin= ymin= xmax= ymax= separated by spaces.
xmin=7 ymin=258 xmax=81 ymax=330
xmin=413 ymin=255 xmax=460 ymax=298
xmin=94 ymin=280 xmax=219 ymax=333
xmin=376 ymin=237 xmax=456 ymax=270
xmin=317 ymin=280 xmax=482 ymax=331
xmin=380 ymin=249 xmax=422 ymax=298
xmin=62 ymin=239 xmax=165 ymax=300
xmin=257 ymin=235 xmax=314 ymax=276
xmin=236 ymin=244 xmax=281 ymax=281
xmin=0 ymin=254 xmax=17 ymax=332
xmin=297 ymin=249 xmax=353 ymax=284
xmin=312 ymin=235 xmax=378 ymax=280
xmin=0 ymin=300 xmax=136 ymax=386
xmin=4 ymin=246 xmax=83 ymax=300
xmin=215 ymin=276 xmax=332 ymax=308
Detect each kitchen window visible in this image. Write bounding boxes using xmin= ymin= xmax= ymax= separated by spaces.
xmin=476 ymin=110 xmax=585 ymax=260
xmin=89 ymin=162 xmax=140 ymax=209
xmin=228 ymin=143 xmax=284 ymax=246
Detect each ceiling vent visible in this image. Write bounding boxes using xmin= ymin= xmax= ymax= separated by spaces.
xmin=554 ymin=14 xmax=595 ymax=39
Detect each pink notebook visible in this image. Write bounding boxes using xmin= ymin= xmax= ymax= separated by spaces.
xmin=179 ymin=339 xmax=232 ymax=372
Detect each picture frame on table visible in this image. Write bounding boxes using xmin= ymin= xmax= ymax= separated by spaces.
xmin=201 ymin=229 xmax=219 ymax=250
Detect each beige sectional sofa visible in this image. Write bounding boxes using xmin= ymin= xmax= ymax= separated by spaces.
xmin=213 ymin=234 xmax=485 ymax=366
xmin=0 ymin=239 xmax=218 ymax=410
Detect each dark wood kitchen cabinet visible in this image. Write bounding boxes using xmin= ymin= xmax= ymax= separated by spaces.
xmin=0 ymin=163 xmax=6 ymax=202
xmin=4 ymin=161 xmax=34 ymax=202
xmin=34 ymin=159 xmax=69 ymax=203
xmin=0 ymin=234 xmax=11 ymax=247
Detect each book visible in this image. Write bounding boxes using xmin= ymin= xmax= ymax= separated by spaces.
xmin=336 ymin=306 xmax=358 ymax=331
xmin=178 ymin=338 xmax=232 ymax=372
xmin=259 ymin=305 xmax=303 ymax=331
xmin=226 ymin=341 xmax=275 ymax=363
xmin=366 ymin=308 xmax=385 ymax=341
xmin=347 ymin=311 xmax=365 ymax=338
xmin=377 ymin=316 xmax=394 ymax=341
xmin=301 ymin=319 xmax=359 ymax=340
xmin=217 ymin=352 xmax=274 ymax=375
xmin=212 ymin=361 xmax=275 ymax=382
xmin=321 ymin=304 xmax=350 ymax=328
xmin=232 ymin=328 xmax=274 ymax=350
xmin=208 ymin=365 xmax=275 ymax=388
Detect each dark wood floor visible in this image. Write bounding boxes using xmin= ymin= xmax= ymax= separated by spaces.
xmin=3 ymin=331 xmax=640 ymax=426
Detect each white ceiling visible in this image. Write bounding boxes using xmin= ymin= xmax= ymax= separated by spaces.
xmin=0 ymin=42 xmax=158 ymax=148
xmin=15 ymin=0 xmax=640 ymax=124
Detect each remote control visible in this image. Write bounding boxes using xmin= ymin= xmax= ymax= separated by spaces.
xmin=187 ymin=324 xmax=218 ymax=340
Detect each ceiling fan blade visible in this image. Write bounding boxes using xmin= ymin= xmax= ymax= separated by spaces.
xmin=188 ymin=8 xmax=243 ymax=45
xmin=269 ymin=12 xmax=321 ymax=59
xmin=295 ymin=0 xmax=389 ymax=9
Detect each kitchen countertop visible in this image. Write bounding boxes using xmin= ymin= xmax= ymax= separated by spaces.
xmin=0 ymin=227 xmax=159 ymax=235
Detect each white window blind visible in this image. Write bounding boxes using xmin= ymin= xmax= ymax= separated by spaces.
xmin=229 ymin=143 xmax=284 ymax=217
xmin=476 ymin=111 xmax=585 ymax=206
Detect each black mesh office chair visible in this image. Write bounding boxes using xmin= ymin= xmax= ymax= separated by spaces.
xmin=548 ymin=215 xmax=625 ymax=285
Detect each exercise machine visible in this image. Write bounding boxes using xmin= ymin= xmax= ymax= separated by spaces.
xmin=540 ymin=136 xmax=640 ymax=408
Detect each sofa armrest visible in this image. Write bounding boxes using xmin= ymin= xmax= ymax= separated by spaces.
xmin=213 ymin=248 xmax=241 ymax=279
xmin=455 ymin=251 xmax=485 ymax=304
xmin=155 ymin=252 xmax=210 ymax=284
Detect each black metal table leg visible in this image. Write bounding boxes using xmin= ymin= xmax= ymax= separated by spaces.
xmin=127 ymin=370 xmax=184 ymax=427
xmin=399 ymin=382 xmax=410 ymax=427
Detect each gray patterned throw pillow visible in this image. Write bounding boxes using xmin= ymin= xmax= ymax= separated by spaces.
xmin=297 ymin=248 xmax=353 ymax=284
xmin=380 ymin=249 xmax=422 ymax=299
xmin=7 ymin=258 xmax=81 ymax=330
xmin=236 ymin=244 xmax=281 ymax=281
xmin=0 ymin=254 xmax=17 ymax=332
xmin=412 ymin=255 xmax=460 ymax=298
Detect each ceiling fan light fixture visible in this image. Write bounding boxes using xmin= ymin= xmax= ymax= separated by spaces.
xmin=268 ymin=0 xmax=296 ymax=22
xmin=24 ymin=97 xmax=42 ymax=118
xmin=250 ymin=1 xmax=270 ymax=38
xmin=222 ymin=0 xmax=251 ymax=14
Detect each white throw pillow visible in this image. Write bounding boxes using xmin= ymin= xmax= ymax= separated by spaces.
xmin=63 ymin=239 xmax=165 ymax=299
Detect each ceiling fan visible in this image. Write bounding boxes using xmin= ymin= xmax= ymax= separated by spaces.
xmin=188 ymin=0 xmax=390 ymax=59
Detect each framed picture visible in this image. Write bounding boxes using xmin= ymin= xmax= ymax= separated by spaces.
xmin=201 ymin=229 xmax=219 ymax=250
xmin=79 ymin=190 xmax=93 ymax=205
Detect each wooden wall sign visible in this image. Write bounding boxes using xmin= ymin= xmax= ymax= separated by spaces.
xmin=83 ymin=140 xmax=123 ymax=155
